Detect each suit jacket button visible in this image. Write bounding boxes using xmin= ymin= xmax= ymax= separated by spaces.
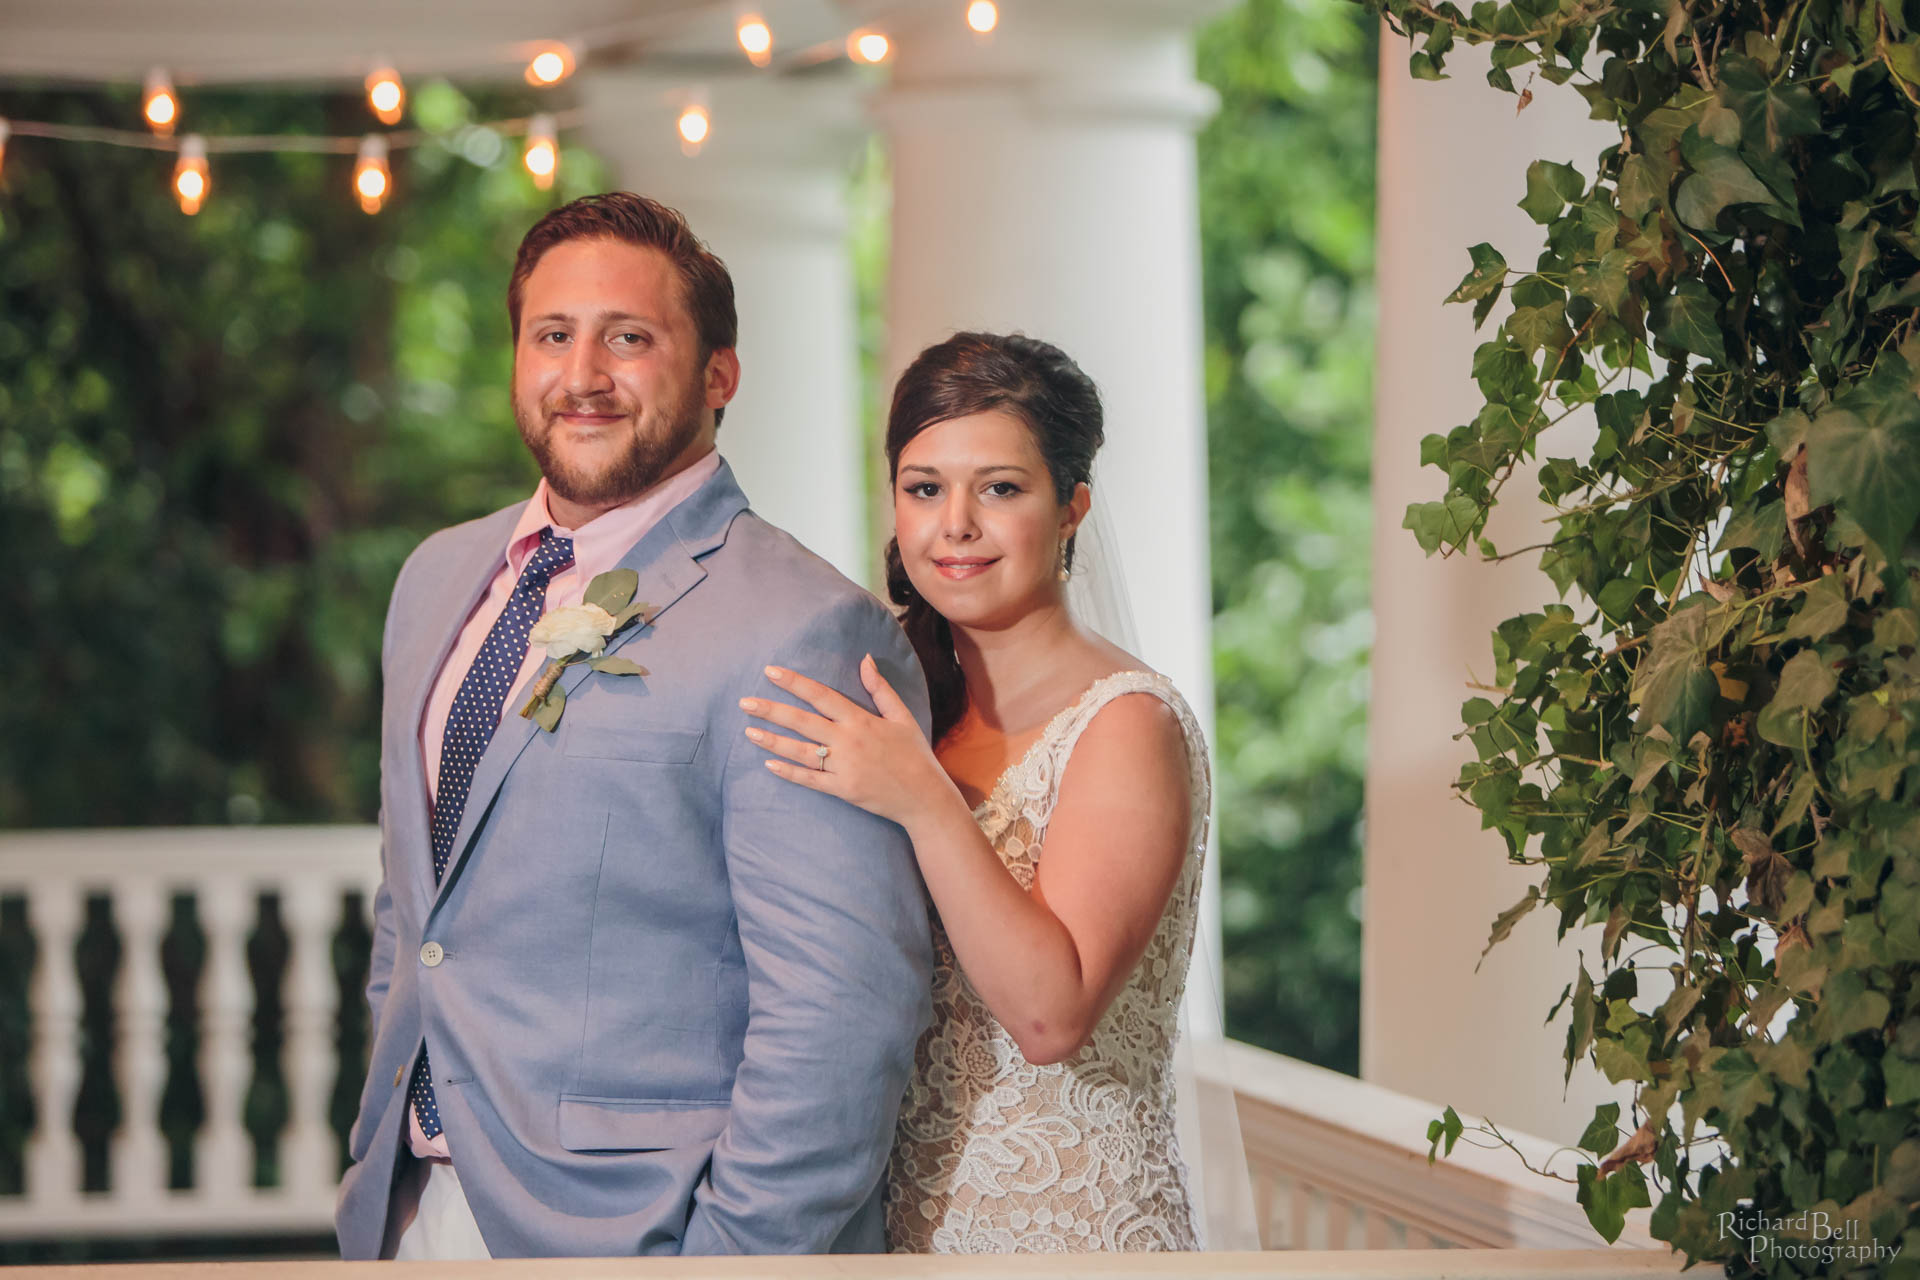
xmin=420 ymin=941 xmax=445 ymax=967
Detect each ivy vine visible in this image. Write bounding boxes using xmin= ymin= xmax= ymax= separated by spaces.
xmin=1367 ymin=0 xmax=1920 ymax=1271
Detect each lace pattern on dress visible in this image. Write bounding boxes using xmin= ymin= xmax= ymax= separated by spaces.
xmin=885 ymin=670 xmax=1211 ymax=1253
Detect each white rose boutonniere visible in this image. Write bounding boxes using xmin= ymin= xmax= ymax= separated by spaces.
xmin=530 ymin=603 xmax=617 ymax=660
xmin=518 ymin=568 xmax=656 ymax=732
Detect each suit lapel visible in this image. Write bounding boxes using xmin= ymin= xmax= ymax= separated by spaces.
xmin=394 ymin=504 xmax=526 ymax=907
xmin=428 ymin=459 xmax=751 ymax=916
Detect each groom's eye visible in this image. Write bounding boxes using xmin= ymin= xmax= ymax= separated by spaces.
xmin=613 ymin=332 xmax=649 ymax=347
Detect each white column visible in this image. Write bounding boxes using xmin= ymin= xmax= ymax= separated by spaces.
xmin=1367 ymin=34 xmax=1629 ymax=1140
xmin=578 ymin=70 xmax=870 ymax=584
xmin=872 ymin=0 xmax=1227 ymax=1009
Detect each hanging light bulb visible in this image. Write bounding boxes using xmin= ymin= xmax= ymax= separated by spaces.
xmin=847 ymin=30 xmax=890 ymax=63
xmin=736 ymin=16 xmax=773 ymax=67
xmin=523 ymin=113 xmax=558 ymax=190
xmin=354 ymin=134 xmax=391 ymax=214
xmin=677 ymin=104 xmax=710 ymax=156
xmin=143 ymin=68 xmax=178 ymax=136
xmin=366 ymin=65 xmax=405 ymax=125
xmin=525 ymin=42 xmax=576 ymax=86
xmin=172 ymin=135 xmax=209 ymax=215
xmin=967 ymin=0 xmax=999 ymax=33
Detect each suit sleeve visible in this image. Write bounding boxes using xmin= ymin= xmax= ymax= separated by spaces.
xmin=363 ymin=547 xmax=415 ymax=1040
xmin=679 ymin=595 xmax=934 ymax=1255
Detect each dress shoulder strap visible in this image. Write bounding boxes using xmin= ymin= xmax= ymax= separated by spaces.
xmin=1026 ymin=670 xmax=1211 ymax=834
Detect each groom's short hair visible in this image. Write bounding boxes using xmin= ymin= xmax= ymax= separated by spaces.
xmin=507 ymin=191 xmax=738 ymax=359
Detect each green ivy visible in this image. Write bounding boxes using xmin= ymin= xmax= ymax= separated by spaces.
xmin=1366 ymin=0 xmax=1920 ymax=1271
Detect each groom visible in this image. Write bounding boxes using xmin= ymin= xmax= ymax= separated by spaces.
xmin=334 ymin=192 xmax=934 ymax=1259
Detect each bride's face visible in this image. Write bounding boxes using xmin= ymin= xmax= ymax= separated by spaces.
xmin=893 ymin=411 xmax=1082 ymax=630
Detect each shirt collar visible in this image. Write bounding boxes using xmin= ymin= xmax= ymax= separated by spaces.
xmin=504 ymin=447 xmax=723 ymax=580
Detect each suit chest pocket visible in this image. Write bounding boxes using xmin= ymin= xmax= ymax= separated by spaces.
xmin=563 ymin=718 xmax=705 ymax=764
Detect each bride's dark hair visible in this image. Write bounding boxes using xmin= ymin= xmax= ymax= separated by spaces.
xmin=883 ymin=331 xmax=1105 ymax=745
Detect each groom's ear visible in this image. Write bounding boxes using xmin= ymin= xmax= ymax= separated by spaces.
xmin=704 ymin=346 xmax=742 ymax=410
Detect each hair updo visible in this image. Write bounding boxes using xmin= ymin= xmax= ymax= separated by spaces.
xmin=882 ymin=331 xmax=1105 ymax=744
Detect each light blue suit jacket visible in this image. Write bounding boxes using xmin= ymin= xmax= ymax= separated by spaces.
xmin=334 ymin=459 xmax=934 ymax=1258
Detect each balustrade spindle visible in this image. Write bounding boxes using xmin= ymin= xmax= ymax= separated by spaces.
xmin=24 ymin=880 xmax=84 ymax=1210
xmin=110 ymin=878 xmax=169 ymax=1207
xmin=194 ymin=881 xmax=253 ymax=1203
xmin=279 ymin=880 xmax=339 ymax=1205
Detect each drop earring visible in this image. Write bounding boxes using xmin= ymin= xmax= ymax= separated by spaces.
xmin=1058 ymin=537 xmax=1071 ymax=582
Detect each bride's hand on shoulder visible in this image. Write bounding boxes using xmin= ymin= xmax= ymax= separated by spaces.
xmin=740 ymin=654 xmax=954 ymax=829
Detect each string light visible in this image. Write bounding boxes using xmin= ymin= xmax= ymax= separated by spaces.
xmin=848 ymin=30 xmax=890 ymax=63
xmin=736 ymin=16 xmax=773 ymax=67
xmin=365 ymin=66 xmax=405 ymax=125
xmin=354 ymin=134 xmax=390 ymax=214
xmin=967 ymin=1 xmax=999 ymax=33
xmin=143 ymin=68 xmax=178 ymax=136
xmin=0 ymin=120 xmax=9 ymax=182
xmin=525 ymin=43 xmax=576 ymax=87
xmin=172 ymin=135 xmax=209 ymax=214
xmin=677 ymin=104 xmax=710 ymax=156
xmin=523 ymin=113 xmax=558 ymax=189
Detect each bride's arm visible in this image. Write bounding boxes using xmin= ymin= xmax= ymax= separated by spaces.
xmin=902 ymin=692 xmax=1190 ymax=1064
xmin=745 ymin=660 xmax=1190 ymax=1066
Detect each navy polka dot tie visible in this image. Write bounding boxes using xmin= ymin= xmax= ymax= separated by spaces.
xmin=409 ymin=526 xmax=574 ymax=1141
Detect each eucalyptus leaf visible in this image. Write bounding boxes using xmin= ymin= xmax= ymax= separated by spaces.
xmin=530 ymin=685 xmax=566 ymax=734
xmin=583 ymin=568 xmax=639 ymax=615
xmin=587 ymin=655 xmax=648 ymax=677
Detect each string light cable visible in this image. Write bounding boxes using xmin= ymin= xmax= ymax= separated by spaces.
xmin=0 ymin=2 xmax=1033 ymax=196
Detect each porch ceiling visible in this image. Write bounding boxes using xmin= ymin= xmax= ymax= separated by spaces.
xmin=0 ymin=0 xmax=925 ymax=87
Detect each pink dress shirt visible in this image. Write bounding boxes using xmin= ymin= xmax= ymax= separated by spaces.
xmin=407 ymin=447 xmax=722 ymax=1159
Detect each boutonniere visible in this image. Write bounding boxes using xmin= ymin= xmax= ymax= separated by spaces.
xmin=519 ymin=568 xmax=656 ymax=732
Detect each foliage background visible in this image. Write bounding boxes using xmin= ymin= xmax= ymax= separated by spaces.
xmin=0 ymin=0 xmax=1380 ymax=1244
xmin=1200 ymin=0 xmax=1378 ymax=1074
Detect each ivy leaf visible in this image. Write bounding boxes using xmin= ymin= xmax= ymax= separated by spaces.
xmin=1716 ymin=53 xmax=1821 ymax=150
xmin=1630 ymin=598 xmax=1714 ymax=735
xmin=583 ymin=568 xmax=639 ymax=615
xmin=1674 ymin=136 xmax=1777 ymax=231
xmin=1837 ymin=222 xmax=1879 ymax=308
xmin=1509 ymin=302 xmax=1574 ymax=356
xmin=1426 ymin=1105 xmax=1464 ymax=1163
xmin=1782 ymin=574 xmax=1851 ymax=642
xmin=1757 ymin=649 xmax=1838 ymax=746
xmin=1804 ymin=393 xmax=1920 ymax=561
xmin=1579 ymin=1101 xmax=1623 ymax=1154
xmin=1403 ymin=495 xmax=1483 ymax=553
xmin=1479 ymin=884 xmax=1541 ymax=968
xmin=1520 ymin=159 xmax=1585 ymax=224
xmin=1447 ymin=242 xmax=1509 ymax=328
xmin=1651 ymin=280 xmax=1728 ymax=364
xmin=1578 ymin=1162 xmax=1651 ymax=1244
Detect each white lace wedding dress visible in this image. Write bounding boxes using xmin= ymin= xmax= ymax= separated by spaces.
xmin=885 ymin=669 xmax=1209 ymax=1253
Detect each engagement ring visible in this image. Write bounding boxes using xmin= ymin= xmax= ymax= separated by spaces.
xmin=816 ymin=745 xmax=831 ymax=764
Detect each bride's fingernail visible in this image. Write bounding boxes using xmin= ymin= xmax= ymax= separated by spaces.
xmin=739 ymin=697 xmax=760 ymax=711
xmin=764 ymin=666 xmax=787 ymax=681
xmin=744 ymin=727 xmax=765 ymax=742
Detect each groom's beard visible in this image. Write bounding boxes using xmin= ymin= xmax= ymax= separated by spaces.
xmin=513 ymin=372 xmax=706 ymax=509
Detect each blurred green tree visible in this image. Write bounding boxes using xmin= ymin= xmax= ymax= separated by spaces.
xmin=1197 ymin=0 xmax=1378 ymax=1073
xmin=0 ymin=83 xmax=606 ymax=830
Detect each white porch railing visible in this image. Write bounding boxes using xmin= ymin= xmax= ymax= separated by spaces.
xmin=0 ymin=826 xmax=1660 ymax=1265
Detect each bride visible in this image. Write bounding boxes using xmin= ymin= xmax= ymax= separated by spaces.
xmin=740 ymin=331 xmax=1214 ymax=1251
